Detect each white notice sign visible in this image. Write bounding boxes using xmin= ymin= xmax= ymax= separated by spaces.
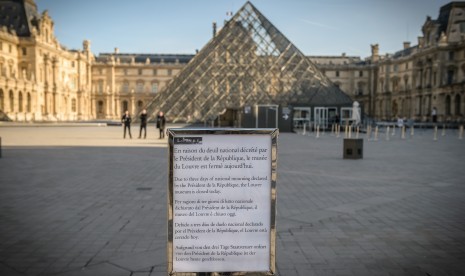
xmin=171 ymin=134 xmax=273 ymax=272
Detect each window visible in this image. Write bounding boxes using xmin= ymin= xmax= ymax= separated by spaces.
xmin=449 ymin=51 xmax=455 ymax=61
xmin=445 ymin=95 xmax=451 ymax=115
xmin=9 ymin=44 xmax=12 ymax=53
xmin=447 ymin=69 xmax=455 ymax=84
xmin=393 ymin=79 xmax=399 ymax=92
xmin=359 ymin=71 xmax=363 ymax=77
xmin=460 ymin=22 xmax=465 ymax=33
xmin=71 ymin=98 xmax=76 ymax=112
xmin=9 ymin=90 xmax=14 ymax=111
xmin=151 ymin=83 xmax=158 ymax=93
xmin=26 ymin=93 xmax=31 ymax=112
xmin=0 ymin=89 xmax=3 ymax=110
xmin=153 ymin=69 xmax=157 ymax=75
xmin=406 ymin=62 xmax=409 ymax=70
xmin=335 ymin=71 xmax=340 ymax=77
xmin=137 ymin=100 xmax=143 ymax=110
xmin=122 ymin=81 xmax=129 ymax=93
xmin=71 ymin=61 xmax=75 ymax=68
xmin=357 ymin=82 xmax=364 ymax=95
xmin=138 ymin=69 xmax=142 ymax=75
xmin=22 ymin=47 xmax=27 ymax=56
xmin=136 ymin=81 xmax=144 ymax=92
xmin=98 ymin=80 xmax=104 ymax=93
xmin=122 ymin=100 xmax=128 ymax=112
xmin=124 ymin=69 xmax=128 ymax=75
xmin=18 ymin=92 xmax=23 ymax=112
xmin=455 ymin=94 xmax=461 ymax=115
xmin=98 ymin=101 xmax=104 ymax=113
xmin=393 ymin=64 xmax=398 ymax=72
xmin=167 ymin=69 xmax=172 ymax=76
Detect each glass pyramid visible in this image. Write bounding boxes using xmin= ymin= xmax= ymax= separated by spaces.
xmin=145 ymin=1 xmax=352 ymax=123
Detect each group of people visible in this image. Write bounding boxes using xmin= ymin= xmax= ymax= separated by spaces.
xmin=121 ymin=110 xmax=166 ymax=139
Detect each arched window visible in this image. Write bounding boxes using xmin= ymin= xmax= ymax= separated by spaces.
xmin=122 ymin=100 xmax=128 ymax=112
xmin=18 ymin=92 xmax=23 ymax=112
xmin=0 ymin=89 xmax=4 ymax=110
xmin=27 ymin=93 xmax=31 ymax=112
xmin=445 ymin=95 xmax=451 ymax=116
xmin=455 ymin=94 xmax=461 ymax=115
xmin=9 ymin=90 xmax=14 ymax=112
xmin=71 ymin=98 xmax=77 ymax=112
xmin=97 ymin=100 xmax=104 ymax=114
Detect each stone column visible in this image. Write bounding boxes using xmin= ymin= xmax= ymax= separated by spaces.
xmin=51 ymin=57 xmax=58 ymax=117
xmin=43 ymin=54 xmax=50 ymax=115
xmin=110 ymin=58 xmax=116 ymax=118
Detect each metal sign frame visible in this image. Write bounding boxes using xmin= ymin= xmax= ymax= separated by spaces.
xmin=167 ymin=128 xmax=278 ymax=276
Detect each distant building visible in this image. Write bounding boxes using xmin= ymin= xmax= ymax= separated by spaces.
xmin=312 ymin=2 xmax=465 ymax=123
xmin=0 ymin=0 xmax=93 ymax=121
xmin=1 ymin=0 xmax=464 ymax=123
xmin=92 ymin=52 xmax=192 ymax=119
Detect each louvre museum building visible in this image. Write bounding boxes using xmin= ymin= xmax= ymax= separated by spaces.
xmin=1 ymin=0 xmax=464 ymax=129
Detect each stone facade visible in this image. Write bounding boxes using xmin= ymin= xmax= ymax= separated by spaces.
xmin=91 ymin=51 xmax=191 ymax=120
xmin=1 ymin=0 xmax=464 ymax=123
xmin=313 ymin=2 xmax=465 ymax=123
xmin=0 ymin=0 xmax=93 ymax=121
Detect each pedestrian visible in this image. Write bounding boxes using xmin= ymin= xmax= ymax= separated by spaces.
xmin=138 ymin=109 xmax=147 ymax=139
xmin=121 ymin=110 xmax=132 ymax=139
xmin=432 ymin=107 xmax=437 ymax=123
xmin=397 ymin=116 xmax=404 ymax=128
xmin=156 ymin=111 xmax=166 ymax=139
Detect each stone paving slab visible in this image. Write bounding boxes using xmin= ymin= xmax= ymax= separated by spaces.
xmin=0 ymin=126 xmax=464 ymax=275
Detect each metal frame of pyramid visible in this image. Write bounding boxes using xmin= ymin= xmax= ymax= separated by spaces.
xmin=144 ymin=1 xmax=352 ymax=123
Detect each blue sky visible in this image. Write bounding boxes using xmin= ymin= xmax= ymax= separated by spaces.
xmin=35 ymin=0 xmax=453 ymax=58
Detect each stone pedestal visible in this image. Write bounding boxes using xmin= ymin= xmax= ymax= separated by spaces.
xmin=343 ymin=138 xmax=363 ymax=159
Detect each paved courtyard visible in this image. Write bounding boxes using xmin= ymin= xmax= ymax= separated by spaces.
xmin=0 ymin=124 xmax=464 ymax=276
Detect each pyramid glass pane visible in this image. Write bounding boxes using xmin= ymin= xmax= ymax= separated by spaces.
xmin=144 ymin=1 xmax=352 ymax=123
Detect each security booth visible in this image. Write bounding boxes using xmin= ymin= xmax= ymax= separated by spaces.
xmin=293 ymin=107 xmax=311 ymax=131
xmin=240 ymin=104 xmax=294 ymax=132
xmin=256 ymin=105 xmax=279 ymax=128
xmin=340 ymin=102 xmax=362 ymax=126
xmin=340 ymin=107 xmax=353 ymax=126
xmin=314 ymin=107 xmax=338 ymax=129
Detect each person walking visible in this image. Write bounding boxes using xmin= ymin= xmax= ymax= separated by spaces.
xmin=156 ymin=111 xmax=166 ymax=139
xmin=432 ymin=107 xmax=437 ymax=123
xmin=138 ymin=109 xmax=148 ymax=139
xmin=121 ymin=110 xmax=132 ymax=139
